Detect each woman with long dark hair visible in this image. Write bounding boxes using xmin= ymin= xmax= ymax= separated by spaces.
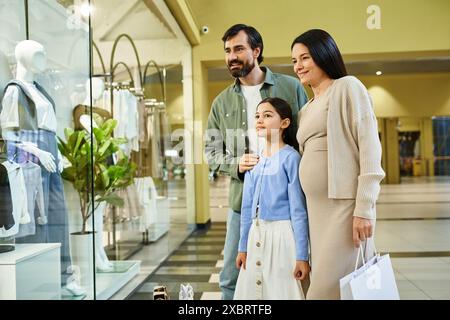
xmin=291 ymin=29 xmax=385 ymax=299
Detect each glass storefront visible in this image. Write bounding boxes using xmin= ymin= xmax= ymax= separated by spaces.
xmin=0 ymin=0 xmax=193 ymax=300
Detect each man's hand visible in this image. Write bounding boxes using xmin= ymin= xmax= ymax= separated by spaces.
xmin=238 ymin=154 xmax=259 ymax=173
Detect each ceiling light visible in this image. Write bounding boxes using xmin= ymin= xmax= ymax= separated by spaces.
xmin=80 ymin=4 xmax=93 ymax=17
xmin=376 ymin=70 xmax=382 ymax=76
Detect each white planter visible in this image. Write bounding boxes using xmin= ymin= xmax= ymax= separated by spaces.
xmin=69 ymin=232 xmax=94 ymax=294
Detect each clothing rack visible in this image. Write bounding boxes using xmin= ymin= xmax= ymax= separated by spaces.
xmin=93 ymin=34 xmax=169 ymax=256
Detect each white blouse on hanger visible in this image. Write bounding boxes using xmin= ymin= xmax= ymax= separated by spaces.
xmin=102 ymin=89 xmax=140 ymax=156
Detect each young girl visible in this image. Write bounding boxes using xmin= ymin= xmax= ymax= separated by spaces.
xmin=233 ymin=97 xmax=310 ymax=300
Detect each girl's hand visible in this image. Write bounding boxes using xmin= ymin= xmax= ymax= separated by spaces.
xmin=239 ymin=154 xmax=259 ymax=173
xmin=236 ymin=252 xmax=247 ymax=270
xmin=293 ymin=260 xmax=310 ymax=280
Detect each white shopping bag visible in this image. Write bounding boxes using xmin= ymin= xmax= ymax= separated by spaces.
xmin=340 ymin=243 xmax=400 ymax=300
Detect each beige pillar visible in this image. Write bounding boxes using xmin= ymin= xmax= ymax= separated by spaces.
xmin=378 ymin=118 xmax=387 ymax=183
xmin=381 ymin=118 xmax=400 ymax=184
xmin=192 ymin=57 xmax=211 ymax=225
xmin=419 ymin=118 xmax=435 ymax=176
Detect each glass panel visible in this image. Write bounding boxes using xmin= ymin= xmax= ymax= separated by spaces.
xmin=0 ymin=1 xmax=26 ymax=257
xmin=0 ymin=0 xmax=94 ymax=300
xmin=0 ymin=0 xmax=194 ymax=300
xmin=89 ymin=0 xmax=194 ymax=300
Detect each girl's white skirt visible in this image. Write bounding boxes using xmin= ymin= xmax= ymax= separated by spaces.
xmin=234 ymin=219 xmax=305 ymax=300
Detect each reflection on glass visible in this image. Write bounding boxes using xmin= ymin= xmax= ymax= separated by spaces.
xmin=0 ymin=0 xmax=193 ymax=301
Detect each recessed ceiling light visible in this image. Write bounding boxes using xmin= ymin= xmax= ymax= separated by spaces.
xmin=376 ymin=70 xmax=382 ymax=76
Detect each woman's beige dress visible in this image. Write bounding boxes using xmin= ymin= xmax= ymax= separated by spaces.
xmin=297 ymin=85 xmax=359 ymax=300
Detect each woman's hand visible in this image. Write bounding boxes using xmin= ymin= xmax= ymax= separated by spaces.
xmin=353 ymin=216 xmax=374 ymax=247
xmin=293 ymin=260 xmax=310 ymax=280
xmin=236 ymin=252 xmax=247 ymax=270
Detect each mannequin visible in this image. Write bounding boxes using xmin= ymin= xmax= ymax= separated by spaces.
xmin=74 ymin=77 xmax=113 ymax=272
xmin=1 ymin=40 xmax=57 ymax=171
xmin=0 ymin=40 xmax=85 ymax=296
xmin=73 ymin=77 xmax=111 ymax=130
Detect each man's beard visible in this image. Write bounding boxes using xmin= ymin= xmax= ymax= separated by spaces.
xmin=227 ymin=59 xmax=255 ymax=78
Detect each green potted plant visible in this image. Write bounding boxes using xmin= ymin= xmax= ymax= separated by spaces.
xmin=57 ymin=116 xmax=136 ymax=234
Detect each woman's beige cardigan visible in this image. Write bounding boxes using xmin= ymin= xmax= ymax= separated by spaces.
xmin=326 ymin=76 xmax=385 ymax=220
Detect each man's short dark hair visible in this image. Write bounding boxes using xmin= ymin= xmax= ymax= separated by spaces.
xmin=222 ymin=24 xmax=264 ymax=64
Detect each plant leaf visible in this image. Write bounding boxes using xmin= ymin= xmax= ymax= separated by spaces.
xmin=98 ymin=193 xmax=124 ymax=207
xmin=98 ymin=140 xmax=111 ymax=157
xmin=93 ymin=127 xmax=105 ymax=143
xmin=64 ymin=127 xmax=74 ymax=140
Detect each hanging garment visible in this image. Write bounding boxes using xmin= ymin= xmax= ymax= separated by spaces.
xmin=103 ymin=89 xmax=139 ymax=157
xmin=112 ymin=89 xmax=124 ymax=138
xmin=130 ymin=99 xmax=150 ymax=177
xmin=0 ymin=161 xmax=30 ymax=237
xmin=102 ymin=88 xmax=126 ymax=138
xmin=147 ymin=109 xmax=163 ymax=178
xmin=135 ymin=176 xmax=158 ymax=232
xmin=122 ymin=90 xmax=139 ymax=153
xmin=137 ymin=99 xmax=148 ymax=147
xmin=159 ymin=109 xmax=171 ymax=158
xmin=0 ymin=161 xmax=14 ymax=231
xmin=131 ymin=103 xmax=163 ymax=178
xmin=16 ymin=161 xmax=47 ymax=238
xmin=115 ymin=183 xmax=144 ymax=226
xmin=131 ymin=147 xmax=148 ymax=177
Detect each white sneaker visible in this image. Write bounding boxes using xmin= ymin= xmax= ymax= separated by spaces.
xmin=179 ymin=283 xmax=194 ymax=300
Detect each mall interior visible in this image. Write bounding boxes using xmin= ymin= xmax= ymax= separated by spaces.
xmin=0 ymin=0 xmax=449 ymax=300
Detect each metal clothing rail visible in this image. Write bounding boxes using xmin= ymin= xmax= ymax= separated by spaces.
xmin=92 ymin=33 xmax=168 ymax=254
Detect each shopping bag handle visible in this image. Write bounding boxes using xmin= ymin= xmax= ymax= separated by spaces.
xmin=354 ymin=239 xmax=379 ymax=271
xmin=354 ymin=244 xmax=366 ymax=271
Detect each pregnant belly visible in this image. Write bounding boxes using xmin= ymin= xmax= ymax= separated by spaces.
xmin=299 ymin=148 xmax=328 ymax=199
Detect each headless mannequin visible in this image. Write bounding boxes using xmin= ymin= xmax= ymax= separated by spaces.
xmin=73 ymin=78 xmax=110 ymax=130
xmin=1 ymin=40 xmax=85 ymax=296
xmin=76 ymin=78 xmax=113 ymax=272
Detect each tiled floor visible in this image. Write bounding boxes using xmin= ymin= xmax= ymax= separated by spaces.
xmin=128 ymin=223 xmax=225 ymax=300
xmin=109 ymin=179 xmax=195 ymax=299
xmin=127 ymin=176 xmax=450 ymax=300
